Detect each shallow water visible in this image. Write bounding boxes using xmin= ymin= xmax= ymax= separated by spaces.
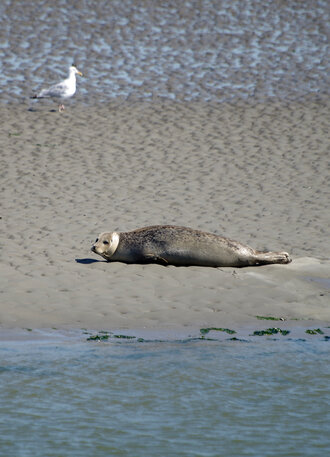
xmin=0 ymin=334 xmax=329 ymax=456
xmin=0 ymin=0 xmax=328 ymax=104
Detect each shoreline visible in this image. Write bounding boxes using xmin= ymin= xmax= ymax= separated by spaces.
xmin=1 ymin=318 xmax=329 ymax=344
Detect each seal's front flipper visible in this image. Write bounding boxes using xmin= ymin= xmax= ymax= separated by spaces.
xmin=144 ymin=253 xmax=168 ymax=265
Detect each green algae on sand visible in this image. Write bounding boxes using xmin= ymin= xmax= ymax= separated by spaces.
xmin=252 ymin=328 xmax=290 ymax=336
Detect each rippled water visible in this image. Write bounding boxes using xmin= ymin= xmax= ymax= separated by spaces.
xmin=0 ymin=0 xmax=328 ymax=103
xmin=0 ymin=334 xmax=329 ymax=456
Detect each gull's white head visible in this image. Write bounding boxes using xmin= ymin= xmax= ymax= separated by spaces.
xmin=70 ymin=64 xmax=83 ymax=77
xmin=91 ymin=232 xmax=120 ymax=260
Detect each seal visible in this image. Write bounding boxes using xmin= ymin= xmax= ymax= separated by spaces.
xmin=91 ymin=225 xmax=291 ymax=267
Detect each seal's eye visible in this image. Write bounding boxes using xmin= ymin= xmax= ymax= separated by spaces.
xmin=103 ymin=240 xmax=109 ymax=245
xmin=95 ymin=238 xmax=98 ymax=243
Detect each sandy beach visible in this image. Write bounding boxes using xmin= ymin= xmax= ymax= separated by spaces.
xmin=0 ymin=97 xmax=329 ymax=334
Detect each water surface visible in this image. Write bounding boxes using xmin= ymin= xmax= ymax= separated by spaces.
xmin=0 ymin=0 xmax=328 ymax=103
xmin=0 ymin=334 xmax=329 ymax=456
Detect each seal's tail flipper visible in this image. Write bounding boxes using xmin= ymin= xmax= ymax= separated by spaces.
xmin=254 ymin=251 xmax=292 ymax=265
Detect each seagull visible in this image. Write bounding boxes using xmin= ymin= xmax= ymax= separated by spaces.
xmin=31 ymin=64 xmax=83 ymax=112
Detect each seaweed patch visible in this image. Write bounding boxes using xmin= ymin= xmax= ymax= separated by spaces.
xmin=305 ymin=328 xmax=324 ymax=335
xmin=86 ymin=333 xmax=111 ymax=341
xmin=200 ymin=327 xmax=236 ymax=335
xmin=252 ymin=327 xmax=290 ymax=336
xmin=255 ymin=316 xmax=285 ymax=321
xmin=86 ymin=332 xmax=137 ymax=341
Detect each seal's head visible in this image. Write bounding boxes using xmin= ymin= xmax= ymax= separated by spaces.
xmin=91 ymin=232 xmax=120 ymax=260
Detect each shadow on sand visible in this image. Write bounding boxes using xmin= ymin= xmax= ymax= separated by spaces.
xmin=75 ymin=258 xmax=105 ymax=264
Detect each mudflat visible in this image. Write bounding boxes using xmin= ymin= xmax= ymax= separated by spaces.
xmin=0 ymin=97 xmax=329 ymax=332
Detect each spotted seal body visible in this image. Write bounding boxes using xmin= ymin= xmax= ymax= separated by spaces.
xmin=91 ymin=225 xmax=291 ymax=267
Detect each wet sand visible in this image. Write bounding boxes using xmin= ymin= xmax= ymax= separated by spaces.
xmin=0 ymin=97 xmax=329 ymax=334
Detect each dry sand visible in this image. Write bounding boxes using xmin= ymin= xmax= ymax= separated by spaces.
xmin=0 ymin=97 xmax=329 ymax=335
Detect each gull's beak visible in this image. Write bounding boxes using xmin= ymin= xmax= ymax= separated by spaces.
xmin=77 ymin=70 xmax=83 ymax=77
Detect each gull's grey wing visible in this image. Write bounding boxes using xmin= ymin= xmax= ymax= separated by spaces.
xmin=37 ymin=81 xmax=69 ymax=98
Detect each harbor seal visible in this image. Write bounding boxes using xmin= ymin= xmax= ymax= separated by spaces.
xmin=91 ymin=225 xmax=291 ymax=267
